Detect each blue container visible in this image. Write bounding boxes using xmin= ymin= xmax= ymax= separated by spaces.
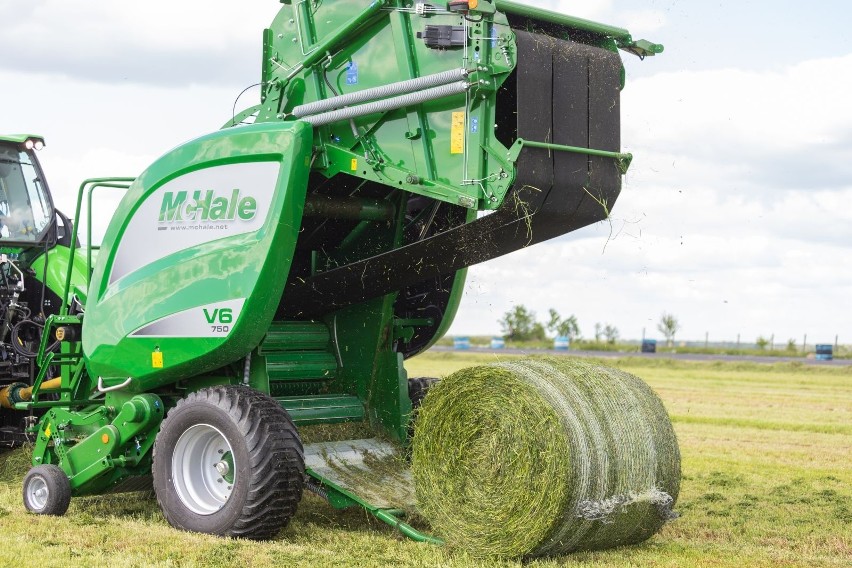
xmin=453 ymin=336 xmax=471 ymax=350
xmin=490 ymin=337 xmax=506 ymax=349
xmin=815 ymin=344 xmax=833 ymax=361
xmin=641 ymin=339 xmax=657 ymax=353
xmin=553 ymin=336 xmax=570 ymax=350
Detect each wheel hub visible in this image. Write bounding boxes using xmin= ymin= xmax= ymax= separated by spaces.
xmin=28 ymin=477 xmax=49 ymax=510
xmin=214 ymin=460 xmax=230 ymax=477
xmin=171 ymin=424 xmax=236 ymax=515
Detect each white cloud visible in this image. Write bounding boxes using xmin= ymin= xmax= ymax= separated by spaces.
xmin=621 ymin=9 xmax=668 ymax=35
xmin=449 ymin=53 xmax=852 ymax=344
xmin=623 ymin=55 xmax=852 ymax=192
xmin=539 ymin=0 xmax=614 ymax=22
xmin=0 ymin=1 xmax=275 ymax=86
xmin=1 ymin=67 xmax=248 ymax=242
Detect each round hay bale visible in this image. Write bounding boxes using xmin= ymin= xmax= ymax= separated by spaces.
xmin=411 ymin=358 xmax=680 ymax=558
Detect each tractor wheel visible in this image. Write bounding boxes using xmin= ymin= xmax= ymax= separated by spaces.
xmin=409 ymin=377 xmax=440 ymax=411
xmin=152 ymin=385 xmax=304 ymax=539
xmin=22 ymin=464 xmax=71 ymax=516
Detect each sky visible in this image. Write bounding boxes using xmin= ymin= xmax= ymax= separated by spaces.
xmin=2 ymin=0 xmax=850 ymax=345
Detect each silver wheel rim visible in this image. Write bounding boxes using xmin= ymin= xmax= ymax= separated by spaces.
xmin=27 ymin=476 xmax=49 ymax=510
xmin=172 ymin=424 xmax=235 ymax=515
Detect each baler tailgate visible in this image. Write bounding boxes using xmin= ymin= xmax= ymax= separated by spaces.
xmin=281 ymin=29 xmax=625 ymax=317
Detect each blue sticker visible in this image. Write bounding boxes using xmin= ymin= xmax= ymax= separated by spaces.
xmin=346 ymin=61 xmax=359 ymax=85
xmin=491 ymin=25 xmax=498 ymax=48
xmin=471 ymin=118 xmax=479 ymax=134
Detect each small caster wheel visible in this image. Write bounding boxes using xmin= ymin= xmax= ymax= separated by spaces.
xmin=22 ymin=464 xmax=72 ymax=516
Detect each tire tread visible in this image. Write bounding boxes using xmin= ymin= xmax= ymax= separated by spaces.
xmin=153 ymin=384 xmax=304 ymax=540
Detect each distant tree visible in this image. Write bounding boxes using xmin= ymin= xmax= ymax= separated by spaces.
xmin=786 ymin=338 xmax=797 ymax=353
xmin=594 ymin=322 xmax=603 ymax=342
xmin=603 ymin=324 xmax=619 ymax=345
xmin=500 ymin=305 xmax=546 ymax=341
xmin=547 ymin=309 xmax=581 ymax=340
xmin=755 ymin=336 xmax=769 ymax=350
xmin=657 ymin=313 xmax=681 ymax=347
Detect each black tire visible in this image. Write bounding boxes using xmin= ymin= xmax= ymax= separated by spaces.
xmin=152 ymin=385 xmax=304 ymax=539
xmin=409 ymin=377 xmax=440 ymax=411
xmin=22 ymin=464 xmax=71 ymax=516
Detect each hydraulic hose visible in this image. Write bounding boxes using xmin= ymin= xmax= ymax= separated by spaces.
xmin=11 ymin=319 xmax=59 ymax=358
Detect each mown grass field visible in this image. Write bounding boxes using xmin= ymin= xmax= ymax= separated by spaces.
xmin=1 ymin=353 xmax=850 ymax=567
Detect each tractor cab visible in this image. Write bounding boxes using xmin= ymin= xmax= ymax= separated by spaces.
xmin=0 ymin=135 xmax=56 ymax=246
xmin=0 ymin=135 xmax=88 ymax=449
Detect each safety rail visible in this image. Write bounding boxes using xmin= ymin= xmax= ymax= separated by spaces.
xmin=60 ymin=177 xmax=135 ymax=316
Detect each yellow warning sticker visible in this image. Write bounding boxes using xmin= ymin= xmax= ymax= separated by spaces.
xmin=152 ymin=351 xmax=164 ymax=368
xmin=451 ymin=112 xmax=465 ymax=154
xmin=351 ymin=158 xmax=358 ymax=171
xmin=44 ymin=424 xmax=51 ymax=438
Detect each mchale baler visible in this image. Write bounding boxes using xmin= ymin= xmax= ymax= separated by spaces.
xmin=2 ymin=0 xmax=662 ymax=544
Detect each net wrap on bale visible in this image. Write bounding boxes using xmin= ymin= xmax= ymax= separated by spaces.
xmin=411 ymin=358 xmax=680 ymax=558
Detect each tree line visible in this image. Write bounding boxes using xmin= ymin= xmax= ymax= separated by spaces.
xmin=499 ymin=306 xmax=682 ymax=346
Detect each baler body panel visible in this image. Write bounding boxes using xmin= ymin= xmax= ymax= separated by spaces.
xmin=82 ymin=122 xmax=313 ymax=391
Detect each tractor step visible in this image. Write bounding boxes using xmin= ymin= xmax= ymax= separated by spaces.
xmin=277 ymin=394 xmax=364 ymax=425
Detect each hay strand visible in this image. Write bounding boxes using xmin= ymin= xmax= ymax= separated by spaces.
xmin=411 ymin=358 xmax=680 ymax=558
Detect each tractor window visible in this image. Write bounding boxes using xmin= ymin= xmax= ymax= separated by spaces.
xmin=0 ymin=146 xmax=54 ymax=242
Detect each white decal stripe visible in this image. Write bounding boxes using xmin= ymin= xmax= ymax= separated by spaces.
xmin=130 ymin=299 xmax=246 ymax=338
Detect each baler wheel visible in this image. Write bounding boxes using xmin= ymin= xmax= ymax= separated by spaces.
xmin=409 ymin=377 xmax=440 ymax=411
xmin=22 ymin=464 xmax=71 ymax=516
xmin=152 ymin=385 xmax=304 ymax=539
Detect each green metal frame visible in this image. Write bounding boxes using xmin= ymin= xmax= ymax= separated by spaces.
xmin=508 ymin=139 xmax=634 ymax=175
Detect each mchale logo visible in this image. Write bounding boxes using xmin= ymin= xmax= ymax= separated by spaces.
xmin=159 ymin=189 xmax=257 ymax=223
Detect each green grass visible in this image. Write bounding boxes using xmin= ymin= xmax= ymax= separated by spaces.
xmin=1 ymin=353 xmax=850 ymax=567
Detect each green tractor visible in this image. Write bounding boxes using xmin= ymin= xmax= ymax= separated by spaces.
xmin=2 ymin=0 xmax=663 ymax=543
xmin=0 ymin=135 xmax=88 ymax=447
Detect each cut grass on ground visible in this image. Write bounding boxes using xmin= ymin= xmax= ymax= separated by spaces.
xmin=0 ymin=353 xmax=850 ymax=567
